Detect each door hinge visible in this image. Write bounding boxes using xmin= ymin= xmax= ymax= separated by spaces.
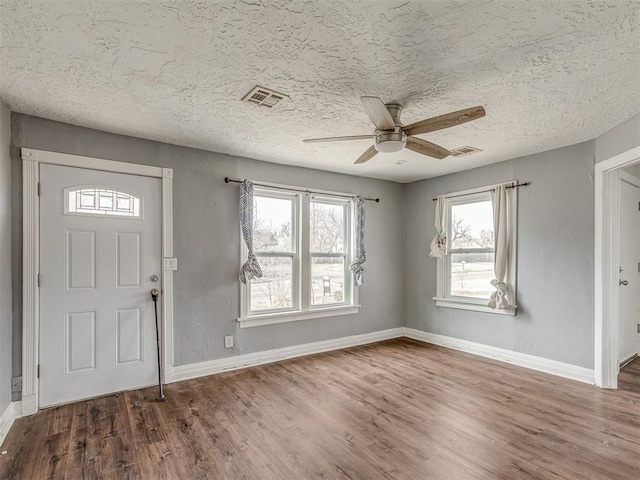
xmin=37 ymin=182 xmax=40 ymax=197
xmin=638 ymin=324 xmax=640 ymax=333
xmin=37 ymin=273 xmax=41 ymax=287
xmin=37 ymin=365 xmax=40 ymax=378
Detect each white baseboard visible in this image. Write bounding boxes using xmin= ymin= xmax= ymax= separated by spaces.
xmin=20 ymin=394 xmax=37 ymax=416
xmin=402 ymin=328 xmax=595 ymax=385
xmin=170 ymin=326 xmax=594 ymax=387
xmin=172 ymin=328 xmax=403 ymax=383
xmin=0 ymin=401 xmax=22 ymax=447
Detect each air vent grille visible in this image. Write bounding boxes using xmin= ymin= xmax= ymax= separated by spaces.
xmin=450 ymin=146 xmax=483 ymax=157
xmin=242 ymin=86 xmax=288 ymax=108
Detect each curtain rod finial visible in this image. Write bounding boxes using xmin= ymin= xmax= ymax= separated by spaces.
xmin=224 ymin=177 xmax=230 ymax=183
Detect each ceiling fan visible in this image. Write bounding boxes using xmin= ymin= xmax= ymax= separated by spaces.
xmin=303 ymin=97 xmax=485 ymax=164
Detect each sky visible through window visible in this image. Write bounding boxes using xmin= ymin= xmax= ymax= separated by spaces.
xmin=452 ymin=200 xmax=493 ymax=238
xmin=255 ymin=196 xmax=291 ymax=226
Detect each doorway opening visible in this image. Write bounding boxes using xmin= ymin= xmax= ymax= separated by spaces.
xmin=595 ymin=145 xmax=640 ymax=388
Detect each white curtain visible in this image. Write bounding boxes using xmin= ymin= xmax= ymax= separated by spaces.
xmin=239 ymin=180 xmax=263 ymax=284
xmin=349 ymin=195 xmax=366 ymax=286
xmin=488 ymin=184 xmax=511 ymax=309
xmin=429 ymin=195 xmax=447 ymax=258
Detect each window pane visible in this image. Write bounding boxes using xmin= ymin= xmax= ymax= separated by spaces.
xmin=254 ymin=196 xmax=293 ymax=252
xmin=450 ymin=252 xmax=495 ymax=299
xmin=450 ymin=200 xmax=494 ymax=249
xmin=311 ymin=202 xmax=345 ymax=253
xmin=311 ymin=256 xmax=346 ymax=305
xmin=98 ymin=193 xmax=113 ymax=210
xmin=116 ymin=195 xmax=131 ymax=212
xmin=80 ymin=192 xmax=95 ymax=208
xmin=250 ymin=256 xmax=293 ymax=311
xmin=67 ymin=188 xmax=140 ymax=218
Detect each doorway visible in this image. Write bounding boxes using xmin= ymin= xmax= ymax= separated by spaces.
xmin=617 ymin=168 xmax=640 ymax=370
xmin=21 ymin=148 xmax=176 ymax=414
xmin=595 ymin=145 xmax=640 ymax=388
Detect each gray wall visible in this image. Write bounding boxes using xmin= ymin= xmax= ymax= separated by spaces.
xmin=11 ymin=114 xmax=404 ymax=377
xmin=0 ymin=103 xmax=12 ymax=413
xmin=10 ymin=110 xmax=635 ymax=394
xmin=403 ymin=141 xmax=595 ymax=369
xmin=595 ymin=113 xmax=640 ymax=163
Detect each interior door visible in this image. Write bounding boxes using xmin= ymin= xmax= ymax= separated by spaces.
xmin=39 ymin=164 xmax=162 ymax=407
xmin=618 ymin=177 xmax=640 ymax=365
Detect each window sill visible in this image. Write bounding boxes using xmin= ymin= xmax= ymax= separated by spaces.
xmin=433 ymin=297 xmax=517 ymax=316
xmin=238 ymin=305 xmax=360 ymax=328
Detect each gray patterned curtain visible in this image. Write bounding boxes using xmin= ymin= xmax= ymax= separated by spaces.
xmin=429 ymin=195 xmax=447 ymax=258
xmin=239 ymin=180 xmax=263 ymax=284
xmin=349 ymin=195 xmax=366 ymax=286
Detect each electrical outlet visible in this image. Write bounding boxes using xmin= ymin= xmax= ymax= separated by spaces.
xmin=11 ymin=376 xmax=22 ymax=393
xmin=224 ymin=335 xmax=233 ymax=349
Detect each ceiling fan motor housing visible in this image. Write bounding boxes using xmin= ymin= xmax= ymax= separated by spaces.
xmin=374 ymin=127 xmax=407 ymax=153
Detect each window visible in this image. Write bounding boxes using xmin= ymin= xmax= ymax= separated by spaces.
xmin=240 ymin=187 xmax=357 ymax=327
xmin=434 ymin=184 xmax=517 ymax=315
xmin=249 ymin=193 xmax=298 ymax=313
xmin=311 ymin=199 xmax=349 ymax=306
xmin=448 ymin=197 xmax=495 ymax=299
xmin=66 ymin=187 xmax=141 ymax=218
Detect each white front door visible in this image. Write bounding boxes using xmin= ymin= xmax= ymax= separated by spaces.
xmin=618 ymin=177 xmax=640 ymax=365
xmin=39 ymin=164 xmax=162 ymax=407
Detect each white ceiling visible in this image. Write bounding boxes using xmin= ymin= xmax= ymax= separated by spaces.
xmin=1 ymin=1 xmax=638 ymax=183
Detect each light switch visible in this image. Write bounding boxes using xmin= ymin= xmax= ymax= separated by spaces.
xmin=164 ymin=258 xmax=178 ymax=271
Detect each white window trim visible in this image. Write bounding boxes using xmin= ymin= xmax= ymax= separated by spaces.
xmin=238 ymin=184 xmax=359 ymax=328
xmin=245 ymin=190 xmax=301 ymax=316
xmin=309 ymin=195 xmax=352 ymax=309
xmin=433 ymin=182 xmax=518 ymax=316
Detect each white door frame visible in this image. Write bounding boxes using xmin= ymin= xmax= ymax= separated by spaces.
xmin=595 ymin=145 xmax=640 ymax=388
xmin=21 ymin=148 xmax=176 ymax=415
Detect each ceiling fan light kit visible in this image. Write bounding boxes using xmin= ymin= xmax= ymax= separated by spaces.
xmin=303 ymin=97 xmax=486 ymax=165
xmin=374 ymin=127 xmax=406 ymax=153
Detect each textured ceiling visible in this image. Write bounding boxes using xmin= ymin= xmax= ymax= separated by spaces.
xmin=1 ymin=1 xmax=639 ymax=182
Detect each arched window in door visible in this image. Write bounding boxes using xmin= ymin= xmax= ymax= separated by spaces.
xmin=65 ymin=187 xmax=142 ymax=218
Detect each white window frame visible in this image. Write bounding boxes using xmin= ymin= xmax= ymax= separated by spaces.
xmin=434 ymin=182 xmax=517 ymax=315
xmin=239 ymin=185 xmax=359 ymax=328
xmin=309 ymin=195 xmax=352 ymax=309
xmin=246 ymin=190 xmax=300 ymax=316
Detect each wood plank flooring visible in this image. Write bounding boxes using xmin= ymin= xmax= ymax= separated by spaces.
xmin=1 ymin=338 xmax=639 ymax=479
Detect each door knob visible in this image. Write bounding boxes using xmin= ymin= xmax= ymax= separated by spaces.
xmin=151 ymin=275 xmax=159 ymax=282
xmin=620 ymin=280 xmax=629 ymax=286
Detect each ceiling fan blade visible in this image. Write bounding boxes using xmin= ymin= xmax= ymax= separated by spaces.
xmin=403 ymin=106 xmax=486 ymax=137
xmin=354 ymin=145 xmax=378 ymax=164
xmin=361 ymin=96 xmax=396 ymax=131
xmin=405 ymin=136 xmax=450 ymax=159
xmin=303 ymin=135 xmax=374 ymax=143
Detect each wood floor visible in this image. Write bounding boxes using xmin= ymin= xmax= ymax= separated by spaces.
xmin=2 ymin=339 xmax=640 ymax=480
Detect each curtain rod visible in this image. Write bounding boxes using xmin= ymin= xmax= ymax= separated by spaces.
xmin=224 ymin=177 xmax=380 ymax=202
xmin=431 ymin=182 xmax=531 ymax=202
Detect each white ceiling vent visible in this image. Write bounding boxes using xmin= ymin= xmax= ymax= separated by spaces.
xmin=450 ymin=146 xmax=483 ymax=157
xmin=242 ymin=86 xmax=287 ymax=108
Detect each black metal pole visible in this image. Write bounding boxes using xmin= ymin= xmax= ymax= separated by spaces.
xmin=151 ymin=289 xmax=166 ymax=402
xmin=224 ymin=177 xmax=380 ymax=203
